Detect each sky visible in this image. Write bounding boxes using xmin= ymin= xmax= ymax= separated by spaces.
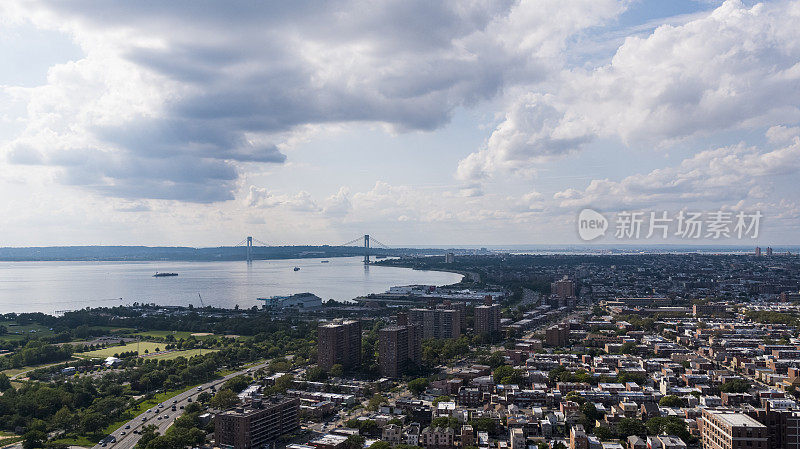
xmin=1 ymin=0 xmax=799 ymax=247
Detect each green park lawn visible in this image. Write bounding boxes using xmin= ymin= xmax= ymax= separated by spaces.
xmin=1 ymin=360 xmax=74 ymax=379
xmin=133 ymin=330 xmax=218 ymax=340
xmin=75 ymin=341 xmax=163 ymax=358
xmin=146 ymin=348 xmax=218 ymax=360
xmin=0 ymin=320 xmax=54 ymax=341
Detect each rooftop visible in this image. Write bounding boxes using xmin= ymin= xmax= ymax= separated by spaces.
xmin=705 ymin=410 xmax=766 ymax=428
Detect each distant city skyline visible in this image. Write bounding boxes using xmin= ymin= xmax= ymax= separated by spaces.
xmin=2 ymin=0 xmax=800 ymax=246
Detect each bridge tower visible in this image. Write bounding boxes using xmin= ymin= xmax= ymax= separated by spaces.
xmin=246 ymin=236 xmax=253 ymax=263
xmin=363 ymin=234 xmax=370 ymax=265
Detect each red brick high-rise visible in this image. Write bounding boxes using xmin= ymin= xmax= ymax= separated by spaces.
xmin=318 ymin=320 xmax=361 ymax=371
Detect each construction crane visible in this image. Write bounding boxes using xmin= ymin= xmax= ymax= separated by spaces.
xmin=198 ymin=293 xmax=205 ymax=308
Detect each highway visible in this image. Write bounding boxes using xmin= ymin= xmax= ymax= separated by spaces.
xmin=94 ymin=361 xmax=269 ymax=449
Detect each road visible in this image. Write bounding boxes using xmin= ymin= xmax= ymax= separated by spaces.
xmin=93 ymin=361 xmax=269 ymax=449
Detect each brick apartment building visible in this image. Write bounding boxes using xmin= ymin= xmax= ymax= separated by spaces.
xmin=408 ymin=308 xmax=462 ymax=339
xmin=546 ymin=324 xmax=570 ymax=347
xmin=379 ymin=323 xmax=422 ymax=378
xmin=700 ymin=409 xmax=768 ymax=449
xmin=317 ymin=320 xmax=361 ymax=371
xmin=214 ymin=397 xmax=300 ymax=449
xmin=474 ymin=303 xmax=501 ymax=337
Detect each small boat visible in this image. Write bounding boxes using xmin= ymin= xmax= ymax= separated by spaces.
xmin=153 ymin=272 xmax=178 ymax=277
xmin=293 ymin=267 xmax=300 ymax=271
xmin=320 ymin=260 xmax=329 ymax=263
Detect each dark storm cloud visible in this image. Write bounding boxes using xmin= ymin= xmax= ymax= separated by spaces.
xmin=14 ymin=0 xmax=599 ymax=202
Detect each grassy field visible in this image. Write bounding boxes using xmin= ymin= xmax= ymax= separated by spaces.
xmin=50 ymin=435 xmax=95 ymax=448
xmin=0 ymin=320 xmax=55 ymax=341
xmin=75 ymin=342 xmax=163 ymax=358
xmin=146 ymin=348 xmax=218 ymax=360
xmin=133 ymin=330 xmax=219 ymax=340
xmin=0 ymin=321 xmax=134 ymax=342
xmin=75 ymin=342 xmax=217 ymax=361
xmin=95 ymin=326 xmax=136 ymax=334
xmin=1 ymin=360 xmax=73 ymax=379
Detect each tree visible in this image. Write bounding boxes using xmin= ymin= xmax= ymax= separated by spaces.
xmin=484 ymin=351 xmax=506 ymax=369
xmin=197 ymin=392 xmax=212 ymax=403
xmin=719 ymin=378 xmax=750 ymax=393
xmin=80 ymin=412 xmax=106 ymax=434
xmin=659 ymin=395 xmax=686 ymax=407
xmin=268 ymin=358 xmax=292 ymax=373
xmin=0 ymin=373 xmax=11 ymax=391
xmin=135 ymin=425 xmax=160 ymax=449
xmin=330 ymin=364 xmax=344 ymax=378
xmin=22 ymin=431 xmax=45 ymax=449
xmin=647 ymin=416 xmax=692 ymax=442
xmin=408 ymin=378 xmax=429 ymax=396
xmin=210 ymin=389 xmax=240 ymax=410
xmin=468 ymin=417 xmax=497 ymax=436
xmin=53 ymin=406 xmax=75 ymax=433
xmin=305 ymin=366 xmax=328 ymax=382
xmin=619 ymin=341 xmax=637 ymax=354
xmin=223 ymin=375 xmax=251 ymax=393
xmin=432 ymin=395 xmax=451 ymax=406
xmin=594 ymin=426 xmax=614 ymax=440
xmin=367 ymin=394 xmax=388 ymax=411
xmin=344 ymin=434 xmax=365 ymax=449
xmin=617 ymin=418 xmax=647 ymax=438
xmin=272 ymin=374 xmax=294 ymax=393
xmin=370 ymin=442 xmax=392 ymax=449
xmin=432 ymin=416 xmax=460 ymax=430
xmin=579 ymin=402 xmax=602 ymax=430
xmin=618 ymin=371 xmax=647 ymax=385
xmin=493 ymin=365 xmax=514 ymax=384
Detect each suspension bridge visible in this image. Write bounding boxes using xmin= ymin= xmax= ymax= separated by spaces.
xmin=233 ymin=234 xmax=391 ymax=264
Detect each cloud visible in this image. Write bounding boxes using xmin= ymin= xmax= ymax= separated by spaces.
xmin=1 ymin=0 xmax=625 ymax=202
xmin=553 ymin=131 xmax=800 ymax=210
xmin=245 ymin=185 xmax=320 ymax=212
xmin=323 ymin=187 xmax=353 ymax=217
xmin=766 ymin=125 xmax=800 ymax=144
xmin=456 ymin=93 xmax=594 ymax=181
xmin=458 ymin=0 xmax=800 ymax=182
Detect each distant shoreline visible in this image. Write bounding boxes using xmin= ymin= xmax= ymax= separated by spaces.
xmin=0 ymin=245 xmax=444 ymax=262
xmin=0 ymin=244 xmax=797 ymax=261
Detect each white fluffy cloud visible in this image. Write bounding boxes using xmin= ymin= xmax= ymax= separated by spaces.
xmin=245 ymin=186 xmax=319 ymax=212
xmin=553 ymin=131 xmax=800 ymax=210
xmin=459 ymin=0 xmax=800 ymax=182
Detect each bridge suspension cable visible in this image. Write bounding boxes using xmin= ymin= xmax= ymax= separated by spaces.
xmin=369 ymin=237 xmax=389 ymax=249
xmin=339 ymin=235 xmax=390 ymax=248
xmin=340 ymin=237 xmax=363 ymax=247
